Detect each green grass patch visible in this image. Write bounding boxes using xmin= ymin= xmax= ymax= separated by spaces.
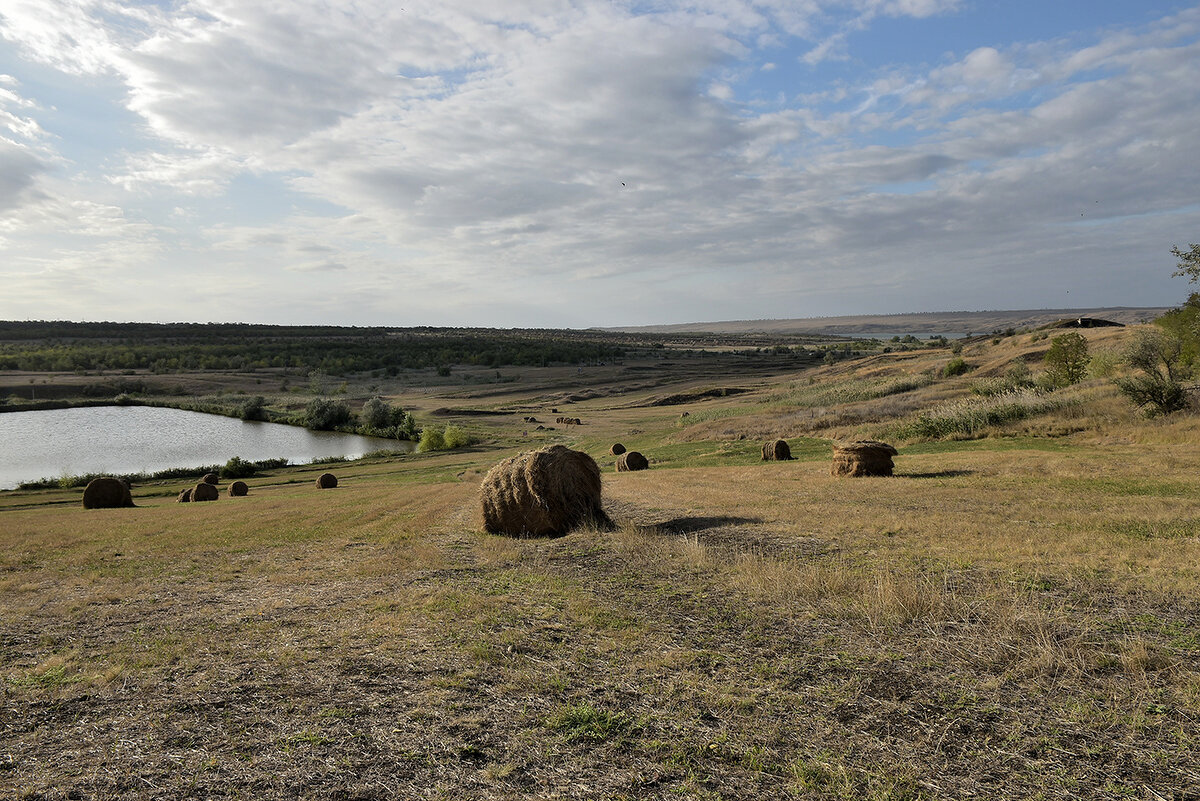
xmin=1056 ymin=477 xmax=1198 ymax=498
xmin=1107 ymin=519 xmax=1200 ymax=540
xmin=7 ymin=663 xmax=81 ymax=689
xmin=544 ymin=704 xmax=631 ymax=743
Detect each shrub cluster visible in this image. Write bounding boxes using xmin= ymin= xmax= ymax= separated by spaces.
xmin=417 ymin=424 xmax=472 ymax=452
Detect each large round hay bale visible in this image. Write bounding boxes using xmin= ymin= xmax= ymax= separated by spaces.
xmin=192 ymin=482 xmax=219 ymax=501
xmin=480 ymin=444 xmax=612 ymax=537
xmin=610 ymin=443 xmax=626 ymax=456
xmin=615 ymin=451 xmax=649 ymax=472
xmin=177 ymin=488 xmax=192 ymax=503
xmin=316 ymin=473 xmax=338 ymax=489
xmin=82 ymin=477 xmax=134 ymax=509
xmin=762 ymin=439 xmax=792 ymax=461
xmin=229 ymin=480 xmax=249 ymax=497
xmin=202 ymin=472 xmax=219 ymax=485
xmin=831 ymin=441 xmax=898 ymax=477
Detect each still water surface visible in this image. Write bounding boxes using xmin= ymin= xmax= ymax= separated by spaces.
xmin=0 ymin=406 xmax=411 ymax=490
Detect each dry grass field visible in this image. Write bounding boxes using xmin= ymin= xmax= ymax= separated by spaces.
xmin=2 ymin=325 xmax=1199 ymax=799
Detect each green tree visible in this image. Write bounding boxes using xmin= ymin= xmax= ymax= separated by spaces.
xmin=304 ymin=397 xmax=351 ymax=430
xmin=1171 ymin=242 xmax=1200 ymax=283
xmin=239 ymin=395 xmax=267 ymax=421
xmin=1114 ymin=329 xmax=1189 ymax=416
xmin=361 ymin=396 xmax=393 ymax=430
xmin=1043 ymin=332 xmax=1090 ymax=387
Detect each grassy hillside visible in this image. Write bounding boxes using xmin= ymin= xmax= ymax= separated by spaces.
xmin=603 ymin=307 xmax=1168 ymax=335
xmin=2 ymin=324 xmax=1198 ymax=799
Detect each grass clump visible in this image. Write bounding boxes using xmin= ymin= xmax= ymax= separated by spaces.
xmin=544 ymin=703 xmax=631 ymax=742
xmin=893 ymin=388 xmax=1070 ymax=440
xmin=770 ymin=374 xmax=935 ymax=408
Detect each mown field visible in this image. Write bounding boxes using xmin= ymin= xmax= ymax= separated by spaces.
xmin=2 ymin=324 xmax=1199 ymax=800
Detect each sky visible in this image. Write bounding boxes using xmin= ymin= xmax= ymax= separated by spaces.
xmin=1 ymin=1 xmax=1198 ymax=328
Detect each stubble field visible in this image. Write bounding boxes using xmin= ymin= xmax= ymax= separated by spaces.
xmin=2 ymin=325 xmax=1199 ymax=799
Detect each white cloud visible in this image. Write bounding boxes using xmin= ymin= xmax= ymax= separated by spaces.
xmin=0 ymin=2 xmax=1198 ymax=325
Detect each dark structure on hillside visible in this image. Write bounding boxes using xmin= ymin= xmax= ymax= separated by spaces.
xmin=1046 ymin=317 xmax=1124 ymax=329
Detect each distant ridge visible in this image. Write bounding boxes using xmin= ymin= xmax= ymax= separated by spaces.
xmin=600 ymin=307 xmax=1169 ymax=336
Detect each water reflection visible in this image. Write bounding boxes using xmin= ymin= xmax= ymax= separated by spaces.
xmin=0 ymin=405 xmax=411 ymax=490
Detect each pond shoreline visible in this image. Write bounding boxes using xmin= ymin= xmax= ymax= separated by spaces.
xmin=0 ymin=405 xmax=413 ymax=491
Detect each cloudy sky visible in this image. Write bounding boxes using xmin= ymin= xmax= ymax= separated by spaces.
xmin=1 ymin=1 xmax=1198 ymax=327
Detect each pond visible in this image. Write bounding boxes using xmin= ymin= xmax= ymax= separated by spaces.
xmin=0 ymin=405 xmax=412 ymax=490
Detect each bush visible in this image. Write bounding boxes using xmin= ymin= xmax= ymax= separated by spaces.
xmin=1114 ymin=329 xmax=1190 ymax=417
xmin=221 ymin=456 xmax=256 ymax=479
xmin=362 ymin=396 xmax=393 ymax=430
xmin=443 ymin=424 xmax=471 ymax=449
xmin=417 ymin=426 xmax=445 ymax=452
xmin=239 ymin=395 xmax=268 ymax=421
xmin=1043 ymin=332 xmax=1090 ymax=387
xmin=1114 ymin=374 xmax=1188 ymax=417
xmin=417 ymin=424 xmax=472 ymax=453
xmin=304 ymin=397 xmax=352 ymax=430
xmin=361 ymin=396 xmax=410 ymax=436
xmin=943 ymin=357 xmax=969 ymax=377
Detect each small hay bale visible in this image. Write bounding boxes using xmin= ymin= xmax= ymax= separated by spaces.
xmin=192 ymin=482 xmax=219 ymax=502
xmin=480 ymin=444 xmax=612 ymax=537
xmin=82 ymin=477 xmax=134 ymax=509
xmin=762 ymin=439 xmax=792 ymax=461
xmin=177 ymin=488 xmax=192 ymax=503
xmin=229 ymin=480 xmax=249 ymax=497
xmin=615 ymin=451 xmax=649 ymax=472
xmin=831 ymin=440 xmax=898 ymax=477
xmin=316 ymin=473 xmax=338 ymax=489
xmin=202 ymin=472 xmax=219 ymax=485
xmin=610 ymin=443 xmax=626 ymax=456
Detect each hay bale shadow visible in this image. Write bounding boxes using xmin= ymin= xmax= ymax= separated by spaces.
xmin=898 ymin=470 xmax=975 ymax=479
xmin=657 ymin=515 xmax=764 ymax=534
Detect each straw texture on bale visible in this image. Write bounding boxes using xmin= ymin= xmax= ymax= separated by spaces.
xmin=202 ymin=472 xmax=219 ymax=485
xmin=616 ymin=451 xmax=649 ymax=472
xmin=480 ymin=445 xmax=612 ymax=537
xmin=177 ymin=488 xmax=192 ymax=503
xmin=192 ymin=482 xmax=219 ymax=502
xmin=831 ymin=440 xmax=898 ymax=477
xmin=82 ymin=477 xmax=134 ymax=509
xmin=610 ymin=443 xmax=626 ymax=456
xmin=762 ymin=439 xmax=792 ymax=461
xmin=229 ymin=480 xmax=249 ymax=497
xmin=316 ymin=473 xmax=338 ymax=489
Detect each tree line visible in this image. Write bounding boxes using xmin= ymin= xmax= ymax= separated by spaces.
xmin=0 ymin=323 xmax=634 ymax=373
